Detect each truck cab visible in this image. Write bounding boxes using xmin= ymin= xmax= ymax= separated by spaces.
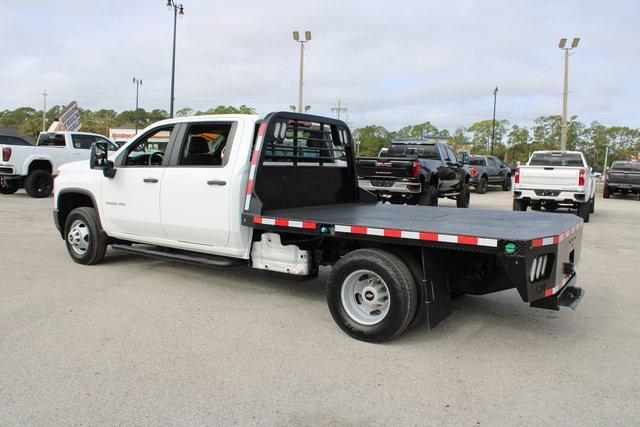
xmin=54 ymin=113 xmax=585 ymax=342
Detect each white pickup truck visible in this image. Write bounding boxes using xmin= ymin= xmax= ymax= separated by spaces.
xmin=52 ymin=112 xmax=585 ymax=342
xmin=0 ymin=131 xmax=117 ymax=198
xmin=513 ymin=150 xmax=596 ymax=222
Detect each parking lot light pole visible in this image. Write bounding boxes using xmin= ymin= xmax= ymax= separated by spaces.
xmin=491 ymin=87 xmax=498 ymax=156
xmin=559 ymin=37 xmax=580 ymax=151
xmin=166 ymin=0 xmax=184 ymax=118
xmin=132 ymin=77 xmax=142 ymax=132
xmin=293 ymin=31 xmax=311 ymax=113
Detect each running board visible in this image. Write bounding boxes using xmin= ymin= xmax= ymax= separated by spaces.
xmin=111 ymin=244 xmax=243 ymax=267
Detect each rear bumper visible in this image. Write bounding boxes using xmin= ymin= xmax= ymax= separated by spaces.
xmin=513 ymin=188 xmax=588 ymax=203
xmin=359 ymin=179 xmax=422 ymax=194
xmin=606 ymin=183 xmax=640 ymax=192
xmin=530 ymin=274 xmax=585 ymax=310
xmin=0 ymin=166 xmax=18 ymax=176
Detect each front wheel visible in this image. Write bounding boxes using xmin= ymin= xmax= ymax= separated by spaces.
xmin=456 ymin=182 xmax=470 ymax=208
xmin=327 ymin=248 xmax=417 ymax=342
xmin=0 ymin=177 xmax=20 ymax=194
xmin=64 ymin=207 xmax=108 ymax=265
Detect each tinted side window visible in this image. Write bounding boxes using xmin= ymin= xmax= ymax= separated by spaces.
xmin=446 ymin=147 xmax=457 ymax=163
xmin=178 ymin=122 xmax=234 ymax=167
xmin=72 ymin=135 xmax=95 ymax=149
xmin=37 ymin=134 xmax=66 ymax=146
xmin=468 ymin=157 xmax=486 ymax=166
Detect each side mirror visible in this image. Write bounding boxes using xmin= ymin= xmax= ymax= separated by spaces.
xmin=90 ymin=142 xmax=116 ymax=178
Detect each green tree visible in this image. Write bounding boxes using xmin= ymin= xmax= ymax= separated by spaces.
xmin=353 ymin=125 xmax=392 ymax=156
xmin=467 ymin=119 xmax=509 ymax=156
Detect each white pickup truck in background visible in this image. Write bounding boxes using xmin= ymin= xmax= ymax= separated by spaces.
xmin=513 ymin=150 xmax=596 ymax=222
xmin=0 ymin=131 xmax=117 ymax=198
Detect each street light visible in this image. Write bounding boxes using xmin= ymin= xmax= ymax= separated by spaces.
xmin=132 ymin=77 xmax=143 ymax=132
xmin=166 ymin=0 xmax=185 ymax=118
xmin=491 ymin=86 xmax=498 ymax=156
xmin=293 ymin=30 xmax=311 ymax=113
xmin=558 ymin=37 xmax=580 ymax=151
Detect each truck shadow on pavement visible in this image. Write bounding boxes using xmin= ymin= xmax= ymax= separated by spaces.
xmin=97 ymin=251 xmax=583 ymax=345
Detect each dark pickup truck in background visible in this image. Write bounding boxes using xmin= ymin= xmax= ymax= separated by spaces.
xmin=357 ymin=137 xmax=470 ymax=207
xmin=468 ymin=155 xmax=513 ymax=193
xmin=603 ymin=161 xmax=640 ymax=199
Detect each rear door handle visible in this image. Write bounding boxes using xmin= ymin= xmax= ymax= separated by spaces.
xmin=143 ymin=178 xmax=158 ymax=183
xmin=207 ymin=180 xmax=226 ymax=186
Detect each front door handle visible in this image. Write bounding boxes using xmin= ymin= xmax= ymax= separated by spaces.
xmin=143 ymin=178 xmax=158 ymax=183
xmin=207 ymin=180 xmax=226 ymax=186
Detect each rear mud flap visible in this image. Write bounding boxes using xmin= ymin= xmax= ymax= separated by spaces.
xmin=421 ymin=249 xmax=452 ymax=329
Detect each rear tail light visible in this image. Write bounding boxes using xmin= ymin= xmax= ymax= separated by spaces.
xmin=514 ymin=167 xmax=520 ymax=184
xmin=2 ymin=147 xmax=11 ymax=162
xmin=578 ymin=168 xmax=585 ymax=186
xmin=530 ymin=254 xmax=549 ymax=282
xmin=411 ymin=160 xmax=421 ymax=179
xmin=470 ymin=167 xmax=478 ymax=177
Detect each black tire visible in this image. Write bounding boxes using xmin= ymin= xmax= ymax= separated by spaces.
xmin=64 ymin=207 xmax=108 ymax=265
xmin=24 ymin=170 xmax=53 ymax=198
xmin=0 ymin=177 xmax=20 ymax=194
xmin=476 ymin=176 xmax=488 ymax=194
xmin=456 ymin=182 xmax=470 ymax=208
xmin=501 ymin=176 xmax=512 ymax=191
xmin=590 ymin=197 xmax=595 ymax=214
xmin=531 ymin=204 xmax=541 ymax=211
xmin=327 ymin=248 xmax=418 ymax=342
xmin=603 ymin=186 xmax=610 ymax=199
xmin=513 ymin=199 xmax=527 ymax=211
xmin=393 ymin=249 xmax=427 ymax=330
xmin=418 ymin=185 xmax=438 ymax=206
xmin=576 ymin=202 xmax=590 ymax=222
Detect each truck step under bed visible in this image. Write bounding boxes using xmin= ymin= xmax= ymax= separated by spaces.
xmin=248 ymin=202 xmax=583 ymax=253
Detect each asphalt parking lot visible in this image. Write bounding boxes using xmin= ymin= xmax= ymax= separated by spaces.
xmin=1 ymin=188 xmax=639 ymax=425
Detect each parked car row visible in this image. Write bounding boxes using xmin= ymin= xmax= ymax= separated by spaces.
xmin=0 ymin=131 xmax=117 ymax=198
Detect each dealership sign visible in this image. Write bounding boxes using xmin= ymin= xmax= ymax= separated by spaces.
xmin=59 ymin=101 xmax=82 ymax=131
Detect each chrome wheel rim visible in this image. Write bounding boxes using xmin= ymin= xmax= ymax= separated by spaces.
xmin=68 ymin=219 xmax=90 ymax=255
xmin=340 ymin=269 xmax=390 ymax=325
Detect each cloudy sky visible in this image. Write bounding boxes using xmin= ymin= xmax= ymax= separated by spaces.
xmin=1 ymin=0 xmax=639 ymax=130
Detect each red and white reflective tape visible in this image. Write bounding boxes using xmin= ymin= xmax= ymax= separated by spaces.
xmin=253 ymin=216 xmax=317 ymax=230
xmin=531 ymin=222 xmax=583 ymax=248
xmin=244 ymin=122 xmax=268 ymax=211
xmin=544 ymin=275 xmax=571 ymax=297
xmin=334 ymin=225 xmax=498 ymax=248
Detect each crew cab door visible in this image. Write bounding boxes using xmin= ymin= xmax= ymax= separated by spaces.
xmin=100 ymin=124 xmax=176 ymax=238
xmin=486 ymin=156 xmax=503 ymax=182
xmin=437 ymin=145 xmax=463 ymax=191
xmin=159 ymin=120 xmax=239 ymax=247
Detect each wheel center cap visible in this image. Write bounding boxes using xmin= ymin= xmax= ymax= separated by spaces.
xmin=364 ymin=290 xmax=375 ymax=301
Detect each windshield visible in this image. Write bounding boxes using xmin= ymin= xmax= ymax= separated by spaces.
xmin=529 ymin=152 xmax=584 ymax=167
xmin=468 ymin=157 xmax=486 ymax=166
xmin=611 ymin=162 xmax=640 ymax=172
xmin=384 ymin=144 xmax=439 ymax=159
